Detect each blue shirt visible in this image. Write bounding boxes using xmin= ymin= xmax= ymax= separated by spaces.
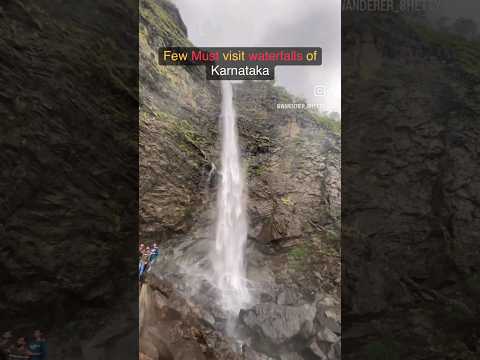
xmin=149 ymin=248 xmax=159 ymax=261
xmin=28 ymin=340 xmax=46 ymax=360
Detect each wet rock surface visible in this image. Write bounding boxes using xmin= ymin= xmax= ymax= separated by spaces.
xmin=0 ymin=0 xmax=138 ymax=357
xmin=342 ymin=12 xmax=480 ymax=360
xmin=140 ymin=273 xmax=241 ymax=360
xmin=142 ymin=267 xmax=341 ymax=360
xmin=240 ymin=303 xmax=316 ymax=345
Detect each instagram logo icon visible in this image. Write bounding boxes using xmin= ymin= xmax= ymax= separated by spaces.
xmin=314 ymin=85 xmax=327 ymax=97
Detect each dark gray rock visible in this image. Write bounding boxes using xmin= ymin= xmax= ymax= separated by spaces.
xmin=342 ymin=11 xmax=480 ymax=359
xmin=140 ymin=273 xmax=242 ymax=360
xmin=280 ymin=353 xmax=304 ymax=360
xmin=240 ymin=303 xmax=316 ymax=345
xmin=309 ymin=339 xmax=329 ymax=360
xmin=243 ymin=347 xmax=276 ymax=360
xmin=316 ymin=327 xmax=339 ymax=344
xmin=277 ymin=289 xmax=302 ymax=306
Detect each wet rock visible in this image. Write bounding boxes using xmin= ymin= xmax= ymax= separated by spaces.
xmin=244 ymin=346 xmax=276 ymax=360
xmin=197 ymin=308 xmax=216 ymax=328
xmin=139 ymin=353 xmax=154 ymax=360
xmin=240 ymin=303 xmax=316 ymax=345
xmin=139 ymin=327 xmax=174 ymax=360
xmin=80 ymin=318 xmax=138 ymax=360
xmin=277 ymin=289 xmax=302 ymax=306
xmin=140 ymin=273 xmax=241 ymax=360
xmin=0 ymin=0 xmax=139 ymax=352
xmin=315 ymin=295 xmax=337 ymax=308
xmin=342 ymin=12 xmax=480 ymax=359
xmin=308 ymin=337 xmax=340 ymax=360
xmin=315 ymin=295 xmax=341 ymax=336
xmin=260 ymin=293 xmax=276 ymax=303
xmin=280 ymin=353 xmax=304 ymax=360
xmin=330 ymin=341 xmax=341 ymax=360
xmin=316 ymin=327 xmax=339 ymax=344
xmin=309 ymin=340 xmax=329 ymax=360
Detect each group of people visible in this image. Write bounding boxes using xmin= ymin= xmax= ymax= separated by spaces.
xmin=0 ymin=330 xmax=46 ymax=360
xmin=138 ymin=243 xmax=160 ymax=280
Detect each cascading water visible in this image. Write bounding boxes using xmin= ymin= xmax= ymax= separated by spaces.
xmin=213 ymin=81 xmax=250 ymax=316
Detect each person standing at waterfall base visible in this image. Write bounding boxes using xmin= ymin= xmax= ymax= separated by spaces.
xmin=139 ymin=244 xmax=144 ymax=280
xmin=139 ymin=246 xmax=151 ymax=280
xmin=149 ymin=243 xmax=159 ymax=265
xmin=7 ymin=337 xmax=32 ymax=360
xmin=139 ymin=256 xmax=146 ymax=281
xmin=0 ymin=332 xmax=13 ymax=360
xmin=28 ymin=330 xmax=46 ymax=360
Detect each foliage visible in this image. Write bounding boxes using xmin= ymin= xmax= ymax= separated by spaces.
xmin=141 ymin=0 xmax=191 ymax=47
xmin=288 ymin=244 xmax=307 ymax=262
xmin=248 ymin=162 xmax=267 ymax=177
xmin=324 ymin=230 xmax=341 ymax=253
xmin=175 ymin=119 xmax=207 ymax=147
xmin=312 ymin=113 xmax=341 ymax=135
xmin=410 ymin=20 xmax=480 ymax=80
xmin=273 ymin=85 xmax=293 ymax=102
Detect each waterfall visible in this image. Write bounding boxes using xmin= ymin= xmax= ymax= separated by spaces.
xmin=213 ymin=81 xmax=250 ymax=316
xmin=207 ymin=162 xmax=216 ymax=186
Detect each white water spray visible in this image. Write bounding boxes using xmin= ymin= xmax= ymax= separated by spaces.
xmin=213 ymin=81 xmax=250 ymax=315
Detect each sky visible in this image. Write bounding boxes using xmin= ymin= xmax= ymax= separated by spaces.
xmin=172 ymin=0 xmax=341 ymax=114
xmin=428 ymin=0 xmax=480 ymax=23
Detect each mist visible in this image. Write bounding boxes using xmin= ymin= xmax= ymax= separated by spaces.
xmin=172 ymin=0 xmax=341 ymax=114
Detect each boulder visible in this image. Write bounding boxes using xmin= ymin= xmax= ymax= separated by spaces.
xmin=315 ymin=295 xmax=341 ymax=336
xmin=244 ymin=347 xmax=276 ymax=360
xmin=240 ymin=303 xmax=316 ymax=345
xmin=277 ymin=289 xmax=302 ymax=306
xmin=309 ymin=339 xmax=329 ymax=360
xmin=316 ymin=327 xmax=339 ymax=344
xmin=280 ymin=353 xmax=304 ymax=360
xmin=140 ymin=274 xmax=241 ymax=360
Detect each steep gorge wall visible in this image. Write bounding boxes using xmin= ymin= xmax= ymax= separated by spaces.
xmin=0 ymin=0 xmax=138 ymax=333
xmin=343 ymin=12 xmax=480 ymax=359
xmin=140 ymin=0 xmax=221 ymax=240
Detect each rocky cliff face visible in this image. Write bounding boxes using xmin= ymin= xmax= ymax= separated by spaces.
xmin=0 ymin=1 xmax=140 ymax=359
xmin=140 ymin=0 xmax=341 ymax=359
xmin=343 ymin=12 xmax=480 ymax=359
xmin=140 ymin=0 xmax=220 ymax=240
xmin=140 ymin=273 xmax=241 ymax=360
xmin=0 ymin=0 xmax=138 ymax=347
